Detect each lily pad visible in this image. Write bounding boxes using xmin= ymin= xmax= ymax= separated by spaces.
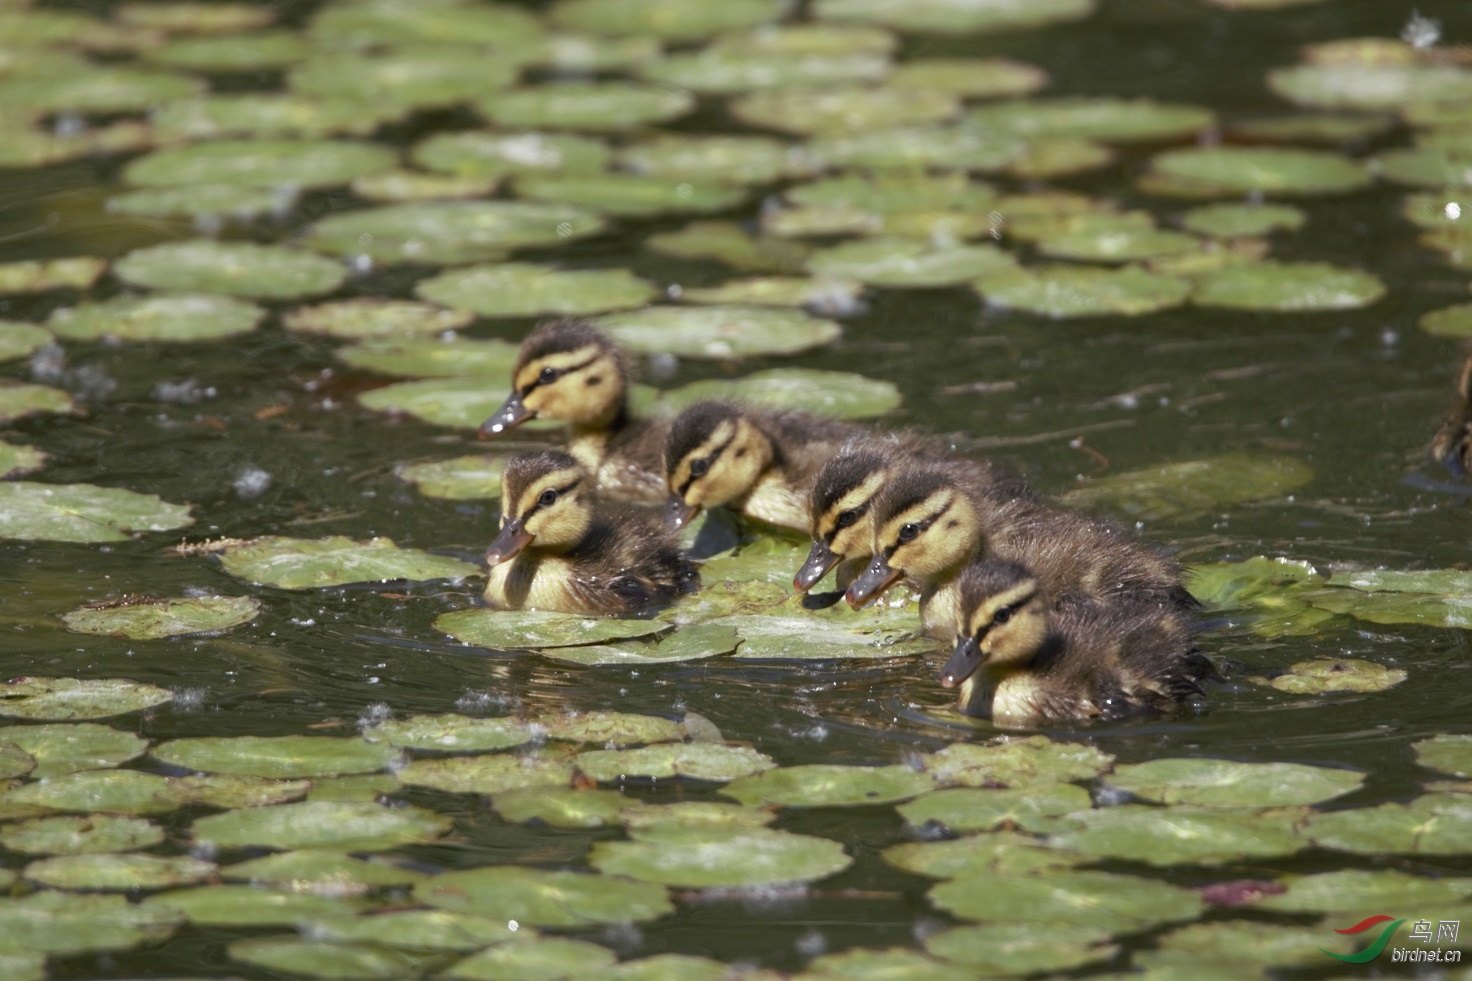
xmin=803 ymin=947 xmax=978 ymax=981
xmin=350 ymin=170 xmax=499 ymax=203
xmin=25 ymin=853 xmax=215 ymax=891
xmin=0 ymin=677 xmax=173 ymax=721
xmin=891 ymin=57 xmax=1048 ymax=98
xmin=0 ymin=892 xmax=180 ymax=956
xmin=490 ymin=787 xmax=629 ymax=828
xmin=538 ymin=622 xmax=741 ymax=665
xmin=897 ymin=784 xmax=1092 ymax=832
xmin=365 ymin=714 xmax=533 ymax=753
xmin=1305 ymin=793 xmax=1472 ymax=855
xmin=731 ymin=86 xmax=958 ymax=136
xmin=0 ymin=382 xmax=73 ymax=423
xmin=228 ymin=937 xmax=425 ymax=978
xmin=550 ymin=0 xmax=780 ymax=41
xmin=925 ymin=922 xmax=1117 ymax=976
xmin=1191 ymin=261 xmax=1385 ymax=311
xmin=153 ymin=735 xmax=398 ymax=778
xmin=308 ymin=910 xmax=517 ymax=950
xmin=479 ymin=82 xmax=694 ymax=131
xmin=416 ymin=262 xmax=656 ymax=318
xmin=418 ymin=865 xmax=672 ymax=926
xmin=593 ymin=305 xmax=840 ymax=360
xmin=0 ymin=258 xmax=105 ymax=295
xmin=438 ymin=609 xmax=670 ymax=650
xmin=1182 ymin=202 xmax=1306 ymax=238
xmin=0 ymin=723 xmax=148 ymax=779
xmin=125 ymin=139 xmax=396 ymax=189
xmin=1138 ymin=921 xmax=1361 ymax=975
xmin=967 ymin=97 xmax=1213 ymax=142
xmin=106 ymin=184 xmax=299 ymax=222
xmin=917 ymin=737 xmax=1114 ymax=789
xmin=358 ymin=377 xmax=511 ymax=429
xmin=145 ymin=885 xmax=368 ymax=927
xmin=0 ymin=442 xmax=46 ymax=479
xmin=679 ymin=276 xmax=864 ymax=314
xmin=808 ymin=239 xmax=1015 ymax=287
xmin=113 ymin=241 xmax=346 ymax=299
xmin=723 ymin=764 xmax=934 ymax=808
xmin=1007 ymin=137 xmax=1115 ymax=180
xmin=145 ymin=29 xmax=309 ymax=71
xmin=1036 ymin=227 xmax=1201 ymax=263
xmin=413 ymin=130 xmax=612 ymax=179
xmin=2 ymin=769 xmax=176 ymax=815
xmin=1254 ymin=869 xmax=1472 ymax=913
xmin=290 ymin=50 xmax=518 ymax=112
xmin=60 ymin=595 xmax=261 ymax=640
xmin=286 ymin=298 xmax=473 ymax=340
xmin=117 ymin=2 xmax=274 ymax=32
xmin=151 ymin=94 xmax=394 ymax=140
xmin=1252 ymin=657 xmax=1406 ymax=693
xmin=719 ymin=614 xmax=929 ymax=659
xmin=812 ymin=124 xmax=1024 ymax=171
xmin=1147 ymin=146 xmax=1371 ymax=196
xmin=309 ymin=0 xmax=543 ymax=50
xmin=1106 ymin=758 xmax=1364 ymax=807
xmin=617 ymin=800 xmax=776 ymax=832
xmin=931 ymin=868 xmax=1203 ymax=931
xmin=443 ymin=936 xmax=617 ymax=980
xmin=515 ymin=174 xmax=747 ymax=218
xmin=192 ymin=800 xmax=450 ymax=851
xmin=813 ymin=0 xmax=1095 ymax=35
xmin=975 ymin=264 xmax=1192 ymax=317
xmin=0 ymin=68 xmax=202 ymax=113
xmin=638 ymin=49 xmax=887 ymax=95
xmin=0 ymin=322 xmax=49 ymax=364
xmin=0 ymin=481 xmax=189 ymax=543
xmin=0 ymin=814 xmax=162 ymax=855
xmin=0 ymin=741 xmax=35 ymax=779
xmin=306 ymin=201 xmax=605 ymax=266
xmin=47 ymin=293 xmax=264 ymax=342
xmin=340 ymin=337 xmax=519 ymax=378
xmin=217 ymin=536 xmax=478 ymax=589
xmin=396 ymin=751 xmax=576 ymax=795
xmin=576 ymin=743 xmax=776 ymax=782
xmin=1048 ymin=805 xmax=1309 ymax=865
xmin=646 ymin=220 xmax=812 ymax=273
xmin=1416 ymin=734 xmax=1472 ymax=777
xmin=534 ymin=710 xmax=687 ymax=745
xmin=171 ymin=774 xmax=311 ymax=809
xmin=590 ymin=825 xmax=851 ymax=887
xmin=1061 ymin=453 xmax=1313 ymax=522
xmin=397 ymin=455 xmax=505 ymax=500
xmin=660 ymin=369 xmax=899 ymax=420
xmin=223 ymin=850 xmax=425 ymax=891
xmin=1269 ymin=62 xmax=1472 ymax=111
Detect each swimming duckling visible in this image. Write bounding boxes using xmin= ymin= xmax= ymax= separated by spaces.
xmin=479 ymin=320 xmax=667 ymax=502
xmin=843 ymin=462 xmax=1189 ymax=638
xmin=941 ymin=559 xmax=1208 ymax=727
xmin=1430 ymin=349 xmax=1472 ymax=477
xmin=484 ymin=450 xmax=698 ymax=615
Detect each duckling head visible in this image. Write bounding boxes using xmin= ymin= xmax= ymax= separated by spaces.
xmin=844 ymin=466 xmax=982 ymax=608
xmin=486 ymin=450 xmax=593 ymax=564
xmin=664 ymin=401 xmax=775 ymax=529
xmin=941 ymin=561 xmax=1050 ymax=689
xmin=795 ymin=448 xmax=892 ymax=592
xmin=480 ymin=320 xmax=627 ymax=438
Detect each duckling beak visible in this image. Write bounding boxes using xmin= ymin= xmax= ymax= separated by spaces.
xmin=479 ymin=393 xmax=532 ymax=438
xmin=666 ymin=494 xmax=698 ymax=530
xmin=940 ymin=636 xmax=984 ymax=688
xmin=844 ymin=557 xmax=902 ymax=609
xmin=485 ymin=519 xmax=533 ymax=565
xmin=793 ymin=540 xmax=840 ymax=593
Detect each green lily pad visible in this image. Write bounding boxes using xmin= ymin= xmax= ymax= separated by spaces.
xmin=306 ymin=774 xmax=400 ymax=803
xmin=813 ymin=0 xmax=1095 ymax=35
xmin=144 ymin=29 xmax=310 ymax=71
xmin=551 ymin=0 xmax=779 ymax=41
xmin=1378 ymin=146 xmax=1472 ymax=190
xmin=660 ymin=368 xmax=900 ymax=420
xmin=807 ymin=238 xmax=1015 ymax=287
xmin=891 ymin=57 xmax=1048 ymax=97
xmin=925 ymin=922 xmax=1117 ymax=976
xmin=932 ymin=868 xmax=1202 ymax=931
xmin=897 ymin=784 xmax=1092 ymax=832
xmin=1048 ymin=805 xmax=1309 ymax=865
xmin=223 ymin=850 xmax=426 ymax=891
xmin=533 ymin=710 xmax=687 ymax=745
xmin=718 ymin=614 xmax=929 ymax=659
xmin=192 ymin=800 xmax=450 ymax=851
xmin=646 ymin=220 xmax=812 ymax=273
xmin=3 ymin=769 xmax=175 ymax=815
xmin=0 ymin=322 xmax=49 ymax=363
xmin=60 ymin=595 xmax=261 ymax=640
xmin=515 ymin=174 xmax=747 ymax=218
xmin=0 ymin=483 xmax=188 ymax=544
xmin=1192 ymin=260 xmax=1385 ymax=311
xmin=358 ymin=377 xmax=511 ymax=429
xmin=290 ymin=50 xmax=518 ymax=112
xmin=114 ymin=240 xmax=345 ymax=299
xmin=125 ymin=139 xmax=396 ymax=189
xmin=25 ymin=853 xmax=216 ymax=891
xmin=1006 ymin=136 xmax=1116 ymax=180
xmin=1252 ymin=657 xmax=1407 ymax=693
xmin=1107 ymin=758 xmax=1364 ymax=807
xmin=593 ymin=305 xmax=840 ymax=360
xmin=171 ymin=774 xmax=311 ymax=809
xmin=1186 ymin=555 xmax=1324 ymax=606
xmin=607 ymin=954 xmax=747 ymax=981
xmin=339 ymin=337 xmax=519 ymax=378
xmin=106 ymin=184 xmax=299 ymax=222
xmin=1418 ymin=734 xmax=1472 ymax=777
xmin=1139 ymin=921 xmax=1368 ymax=976
xmin=811 ymin=124 xmax=1024 ymax=172
xmin=1061 ymin=453 xmax=1313 ymax=522
xmin=1419 ymin=300 xmax=1472 ymax=338
xmin=1148 ymin=146 xmax=1371 ymax=196
xmin=351 ymin=169 xmax=498 ymax=203
xmin=975 ymin=264 xmax=1192 ymax=317
xmin=803 ymin=947 xmax=987 ymax=981
xmin=0 ymin=723 xmax=148 ymax=779
xmin=618 ymin=134 xmax=820 ymax=186
xmin=396 ymin=751 xmax=576 ymax=795
xmin=887 ymin=834 xmax=1079 ymax=880
xmin=722 ymin=764 xmax=934 ymax=808
xmin=437 ymin=609 xmax=670 ymax=650
xmin=0 ymin=741 xmax=35 ymax=779
xmin=591 ymin=825 xmax=851 ymax=887
xmin=1232 ymin=111 xmax=1394 ymax=145
xmin=0 ymin=677 xmax=173 ymax=721
xmin=917 ymin=737 xmax=1115 ymax=789
xmin=0 ymin=382 xmax=73 ymax=423
xmin=308 ymin=0 xmax=543 ymax=50
xmin=576 ymin=743 xmax=776 ymax=782
xmin=681 ymin=275 xmax=865 ymax=312
xmin=1036 ymin=227 xmax=1201 ymax=263
xmin=217 ymin=536 xmax=478 ymax=589
xmin=47 ymin=293 xmax=264 ymax=343
xmin=0 ymin=892 xmax=179 ymax=955
xmin=1182 ymin=202 xmax=1306 ymax=238
xmin=228 ymin=937 xmax=425 ymax=979
xmin=418 ymin=865 xmax=672 ymax=926
xmin=311 ymin=910 xmax=520 ymax=951
xmin=306 ymin=200 xmax=605 ymax=266
xmin=1269 ymin=62 xmax=1472 ymax=110
xmin=1305 ymin=793 xmax=1472 ymax=855
xmin=153 ymin=735 xmax=398 ymax=778
xmin=490 ymin=786 xmax=629 ymax=828
xmin=116 ymin=2 xmax=274 ymax=32
xmin=0 ymin=814 xmax=162 ymax=855
xmin=0 ymin=952 xmax=40 ymax=981
xmin=365 ymin=714 xmax=533 ymax=752
xmin=538 ymin=622 xmax=741 ymax=665
xmin=151 ymin=94 xmax=394 ymax=140
xmin=638 ymin=49 xmax=886 ymax=95
xmin=413 ymin=130 xmax=612 ymax=179
xmin=1254 ymin=869 xmax=1472 ymax=913
xmin=731 ymin=86 xmax=958 ymax=137
xmin=0 ymin=442 xmax=46 ymax=479
xmin=286 ymin=298 xmax=473 ymax=340
xmin=145 ymin=885 xmax=369 ymax=925
xmin=0 ymin=68 xmax=202 ymax=113
xmin=417 ymin=262 xmax=656 ymax=318
xmin=617 ymin=800 xmax=775 ymax=832
xmin=0 ymin=258 xmax=105 ymax=295
xmin=967 ymin=97 xmax=1213 ymax=142
xmin=480 ymin=82 xmax=694 ymax=132
xmin=443 ymin=936 xmax=616 ymax=980
xmin=397 ymin=455 xmax=504 ymax=500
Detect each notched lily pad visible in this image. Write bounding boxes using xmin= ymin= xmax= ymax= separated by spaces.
xmin=812 ymin=0 xmax=1095 ymax=35
xmin=0 ymin=442 xmax=47 ymax=479
xmin=47 ymin=293 xmax=264 ymax=343
xmin=358 ymin=377 xmax=512 ymax=430
xmin=365 ymin=714 xmax=533 ymax=753
xmin=217 ymin=536 xmax=478 ymax=589
xmin=590 ymin=826 xmax=851 ymax=887
xmin=1253 ymin=869 xmax=1472 ymax=913
xmin=308 ymin=909 xmax=516 ymax=950
xmin=719 ymin=613 xmax=930 ymax=659
xmin=1061 ymin=453 xmax=1314 ymax=522
xmin=416 ymin=262 xmax=656 ymax=318
xmin=646 ymin=220 xmax=811 ymax=274
xmin=417 ymin=865 xmax=672 ymax=926
xmin=397 ymin=455 xmax=505 ymax=501
xmin=438 ymin=609 xmax=670 ymax=650
xmin=153 ymin=735 xmax=398 ymax=778
xmin=352 ymin=169 xmax=498 ymax=203
xmin=890 ymin=57 xmax=1048 ymax=98
xmin=144 ymin=886 xmax=366 ymax=927
xmin=1037 ymin=227 xmax=1201 ymax=263
xmin=443 ymin=936 xmax=616 ymax=980
xmin=576 ymin=743 xmax=776 ymax=782
xmin=60 ymin=595 xmax=261 ymax=640
xmin=0 ymin=677 xmax=173 ymax=721
xmin=306 ymin=200 xmax=605 ymax=266
xmin=1192 ymin=261 xmax=1385 ymax=311
xmin=3 ymin=769 xmax=175 ymax=815
xmin=925 ymin=921 xmax=1117 ymax=976
xmin=0 ymin=321 xmax=51 ymax=364
xmin=113 ymin=241 xmax=346 ymax=300
xmin=593 ymin=305 xmax=841 ymax=360
xmin=192 ymin=800 xmax=450 ymax=852
xmin=967 ymin=96 xmax=1213 ymax=143
xmin=0 ymin=723 xmax=148 ymax=779
xmin=290 ymin=50 xmax=518 ymax=112
xmin=285 ymin=298 xmax=473 ymax=340
xmin=413 ymin=130 xmax=612 ymax=179
xmin=975 ymin=264 xmax=1191 ymax=318
xmin=804 ymin=947 xmax=984 ymax=981
xmin=722 ymin=764 xmax=934 ymax=808
xmin=516 ymin=174 xmax=748 ymax=218
xmin=1251 ymin=657 xmax=1406 ymax=694
xmin=151 ymin=94 xmax=395 ymax=141
xmin=1269 ymin=62 xmax=1472 ymax=111
xmin=107 ymin=184 xmax=299 ymax=222
xmin=532 ymin=710 xmax=687 ymax=746
xmin=125 ymin=138 xmax=396 ymax=189
xmin=1106 ymin=758 xmax=1364 ymax=807
xmin=228 ymin=936 xmax=424 ymax=976
xmin=0 ymin=892 xmax=179 ymax=956
xmin=731 ymin=86 xmax=958 ymax=137
xmin=222 ymin=850 xmax=425 ymax=892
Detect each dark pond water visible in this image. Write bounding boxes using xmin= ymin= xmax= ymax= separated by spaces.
xmin=4 ymin=0 xmax=1472 ymax=978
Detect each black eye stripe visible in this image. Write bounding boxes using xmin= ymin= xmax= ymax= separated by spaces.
xmin=524 ymin=478 xmax=581 ymax=518
xmin=884 ymin=505 xmax=946 ymax=557
xmin=521 ymin=354 xmax=598 ymax=395
xmin=677 ymin=431 xmax=735 ymax=496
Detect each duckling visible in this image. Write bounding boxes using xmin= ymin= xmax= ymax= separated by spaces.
xmin=479 ymin=319 xmax=667 ymax=503
xmin=843 ymin=462 xmax=1190 ymax=638
xmin=941 ymin=559 xmax=1208 ymax=727
xmin=484 ymin=450 xmax=698 ymax=615
xmin=1430 ymin=349 xmax=1472 ymax=477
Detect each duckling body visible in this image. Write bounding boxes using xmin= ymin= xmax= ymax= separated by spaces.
xmin=1430 ymin=350 xmax=1472 ymax=477
xmin=484 ymin=450 xmax=698 ymax=615
xmin=480 ymin=320 xmax=668 ymax=503
xmin=943 ymin=560 xmax=1208 ymax=727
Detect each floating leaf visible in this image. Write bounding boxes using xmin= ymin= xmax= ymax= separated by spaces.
xmin=890 ymin=57 xmax=1048 ymax=98
xmin=307 ymin=910 xmax=516 ymax=950
xmin=1049 ymin=805 xmax=1309 ymax=865
xmin=576 ymin=743 xmax=776 ymax=782
xmin=413 ymin=130 xmax=612 ymax=179
xmin=306 ymin=201 xmax=605 ymax=265
xmin=145 ymin=29 xmax=310 ymax=71
xmin=0 ymin=677 xmax=172 ymax=721
xmin=813 ymin=0 xmax=1095 ymax=36
xmin=25 ymin=853 xmax=215 ymax=891
xmin=732 ymin=86 xmax=957 ymax=137
xmin=480 ymin=82 xmax=694 ymax=131
xmin=681 ymin=276 xmax=862 ymax=312
xmin=884 ymin=832 xmax=1082 ymax=879
xmin=722 ymin=764 xmax=934 ymax=808
xmin=1147 ymin=146 xmax=1370 ymax=196
xmin=1182 ymin=202 xmax=1306 ymax=238
xmin=192 ymin=800 xmax=450 ymax=852
xmin=0 ymin=741 xmax=35 ymax=779
xmin=967 ymin=97 xmax=1213 ymax=142
xmin=0 ymin=258 xmax=105 ymax=296
xmin=1036 ymin=227 xmax=1201 ymax=263
xmin=418 ymin=865 xmax=672 ymax=926
xmin=1305 ymin=794 xmax=1472 ymax=855
xmin=443 ymin=937 xmax=617 ymax=980
xmin=47 ymin=293 xmax=264 ymax=343
xmin=351 ymin=169 xmax=499 ymax=203
xmin=717 ymin=613 xmax=929 ymax=659
xmin=125 ymin=139 xmax=396 ymax=189
xmin=804 ymin=947 xmax=979 ymax=981
xmin=607 ymin=954 xmax=744 ymax=981
xmin=396 ymin=751 xmax=576 ymax=795
xmin=223 ymin=850 xmax=426 ymax=892
xmin=1137 ymin=922 xmax=1355 ymax=976
xmin=113 ymin=241 xmax=346 ymax=299
xmin=0 ymin=68 xmax=202 ymax=113
xmin=107 ymin=184 xmax=299 ymax=222
xmin=286 ymin=298 xmax=473 ymax=340
xmin=1107 ymin=758 xmax=1364 ymax=807
xmin=228 ymin=937 xmax=425 ymax=979
xmin=1269 ymin=62 xmax=1472 ymax=111
xmin=975 ymin=264 xmax=1191 ymax=318
xmin=151 ymin=94 xmax=394 ymax=140
xmin=591 ymin=825 xmax=851 ymax=887
xmin=60 ymin=595 xmax=261 ymax=640
xmin=116 ymin=2 xmax=274 ymax=32
xmin=1416 ymin=734 xmax=1472 ymax=777
xmin=550 ymin=0 xmax=780 ymax=41
xmin=1252 ymin=657 xmax=1406 ymax=694
xmin=0 ymin=892 xmax=179 ymax=956
xmin=365 ymin=714 xmax=533 ymax=753
xmin=808 ymin=238 xmax=1015 ymax=287
xmin=1418 ymin=301 xmax=1472 ymax=338
xmin=617 ymin=800 xmax=775 ymax=832
xmin=0 ymin=383 xmax=73 ymax=423
xmin=154 ymin=735 xmax=397 ymax=778
xmin=490 ymin=787 xmax=628 ymax=828
xmin=646 ymin=220 xmax=811 ymax=273
xmin=533 ymin=710 xmax=687 ymax=746
xmin=397 ymin=455 xmax=504 ymax=501
xmin=0 ymin=322 xmax=50 ymax=364
xmin=145 ymin=885 xmax=369 ymax=926
xmin=933 ymin=869 xmax=1203 ymax=932
xmin=3 ymin=769 xmax=176 ymax=816
xmin=1061 ymin=453 xmax=1313 ymax=522
xmin=897 ymin=784 xmax=1092 ymax=832
xmin=339 ymin=337 xmax=519 ymax=379
xmin=438 ymin=609 xmax=670 ymax=650
xmin=416 ymin=262 xmax=655 ymax=318
xmin=661 ymin=369 xmax=899 ymax=420
xmin=539 ymin=622 xmax=740 ymax=665
xmin=1254 ymin=869 xmax=1472 ymax=913
xmin=917 ymin=737 xmax=1114 ymax=789
xmin=359 ymin=378 xmax=512 ymax=429
xmin=1192 ymin=261 xmax=1385 ymax=311
xmin=171 ymin=774 xmax=310 ymax=809
xmin=0 ymin=814 xmax=163 ymax=855
xmin=593 ymin=305 xmax=840 ymax=359
xmin=516 ymin=174 xmax=747 ymax=218
xmin=290 ymin=50 xmax=518 ymax=112
xmin=309 ymin=0 xmax=543 ymax=50
xmin=812 ymin=125 xmax=1023 ymax=172
xmin=638 ymin=49 xmax=886 ymax=95
xmin=925 ymin=922 xmax=1117 ymax=976
xmin=0 ymin=442 xmax=46 ymax=479
xmin=0 ymin=723 xmax=148 ymax=779
xmin=217 ymin=536 xmax=478 ymax=589
xmin=1231 ymin=111 xmax=1393 ymax=145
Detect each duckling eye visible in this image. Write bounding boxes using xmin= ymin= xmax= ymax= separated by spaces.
xmin=538 ymin=366 xmax=559 ymax=384
xmin=537 ymin=489 xmax=558 ymax=507
xmin=993 ymin=608 xmax=1013 ymax=625
xmin=689 ymin=458 xmax=710 ymax=477
xmin=836 ymin=510 xmax=857 ymax=528
xmin=898 ymin=523 xmax=920 ymax=543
